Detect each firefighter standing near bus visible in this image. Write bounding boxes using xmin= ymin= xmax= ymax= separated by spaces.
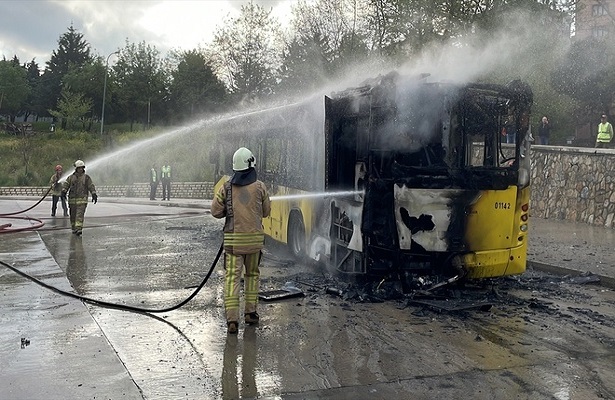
xmin=62 ymin=160 xmax=97 ymax=236
xmin=211 ymin=147 xmax=271 ymax=334
xmin=49 ymin=164 xmax=68 ymax=217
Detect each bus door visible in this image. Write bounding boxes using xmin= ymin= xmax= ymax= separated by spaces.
xmin=324 ymin=95 xmax=367 ymax=273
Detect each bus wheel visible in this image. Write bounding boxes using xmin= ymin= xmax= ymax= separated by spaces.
xmin=288 ymin=212 xmax=306 ymax=257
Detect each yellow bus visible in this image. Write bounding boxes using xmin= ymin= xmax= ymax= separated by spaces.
xmin=210 ymin=71 xmax=533 ymax=288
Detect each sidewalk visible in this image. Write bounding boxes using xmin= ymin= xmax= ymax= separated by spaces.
xmin=528 ymin=216 xmax=615 ymax=288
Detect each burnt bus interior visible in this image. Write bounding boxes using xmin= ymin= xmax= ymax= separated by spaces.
xmin=325 ymin=73 xmax=533 ymax=279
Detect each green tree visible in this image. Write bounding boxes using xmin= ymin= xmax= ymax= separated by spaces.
xmin=40 ymin=25 xmax=93 ymax=119
xmin=0 ymin=59 xmax=30 ymax=122
xmin=168 ymin=50 xmax=228 ymax=120
xmin=279 ymin=0 xmax=375 ymax=95
xmin=278 ymin=31 xmax=334 ymax=95
xmin=48 ymin=88 xmax=93 ymax=130
xmin=22 ymin=59 xmax=42 ymax=122
xmin=552 ymin=38 xmax=615 ymax=131
xmin=211 ymin=1 xmax=283 ymax=101
xmin=63 ymin=59 xmax=108 ymax=130
xmin=113 ymin=41 xmax=169 ymax=129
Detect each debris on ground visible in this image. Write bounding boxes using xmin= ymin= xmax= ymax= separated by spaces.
xmin=259 ymin=282 xmax=305 ymax=301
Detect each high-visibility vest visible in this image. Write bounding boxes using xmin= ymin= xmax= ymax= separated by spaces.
xmin=161 ymin=165 xmax=171 ymax=179
xmin=597 ymin=122 xmax=613 ymax=142
xmin=150 ymin=168 xmax=157 ymax=182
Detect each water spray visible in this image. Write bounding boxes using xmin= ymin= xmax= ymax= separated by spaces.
xmin=270 ymin=190 xmax=363 ymax=201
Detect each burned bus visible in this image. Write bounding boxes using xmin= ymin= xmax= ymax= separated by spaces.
xmin=210 ymin=71 xmax=533 ymax=286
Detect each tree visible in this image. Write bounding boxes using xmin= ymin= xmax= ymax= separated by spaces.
xmin=48 ymin=88 xmax=93 ymax=130
xmin=113 ymin=41 xmax=169 ymax=129
xmin=22 ymin=59 xmax=42 ymax=122
xmin=211 ymin=2 xmax=283 ymax=101
xmin=0 ymin=59 xmax=30 ymax=122
xmin=63 ymin=59 xmax=107 ymax=130
xmin=279 ymin=0 xmax=373 ymax=93
xmin=278 ymin=31 xmax=334 ymax=95
xmin=168 ymin=50 xmax=228 ymax=120
xmin=552 ymin=38 xmax=615 ymax=132
xmin=40 ymin=25 xmax=93 ymax=118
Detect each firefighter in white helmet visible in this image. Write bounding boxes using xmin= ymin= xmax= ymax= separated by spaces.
xmin=62 ymin=160 xmax=97 ymax=236
xmin=211 ymin=147 xmax=271 ymax=334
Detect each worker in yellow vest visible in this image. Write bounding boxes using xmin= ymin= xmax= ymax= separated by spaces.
xmin=596 ymin=114 xmax=613 ymax=148
xmin=161 ymin=164 xmax=172 ymax=200
xmin=149 ymin=165 xmax=158 ymax=200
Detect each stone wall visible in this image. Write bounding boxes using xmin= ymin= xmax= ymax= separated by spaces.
xmin=530 ymin=145 xmax=615 ymax=229
xmin=2 ymin=146 xmax=615 ymax=229
xmin=0 ymin=182 xmax=216 ymax=200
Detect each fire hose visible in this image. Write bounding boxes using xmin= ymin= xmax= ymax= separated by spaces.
xmin=0 ymin=242 xmax=223 ymax=314
xmin=1 ymin=187 xmax=224 ymax=313
xmin=0 ymin=186 xmax=52 ymax=233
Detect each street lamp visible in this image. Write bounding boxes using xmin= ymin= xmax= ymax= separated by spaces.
xmin=100 ymin=51 xmax=119 ymax=135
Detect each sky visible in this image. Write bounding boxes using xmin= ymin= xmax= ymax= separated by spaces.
xmin=0 ymin=0 xmax=297 ymax=67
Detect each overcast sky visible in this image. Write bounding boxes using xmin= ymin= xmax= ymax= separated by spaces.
xmin=0 ymin=0 xmax=297 ymax=67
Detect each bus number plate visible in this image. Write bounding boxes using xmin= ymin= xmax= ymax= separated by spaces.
xmin=495 ymin=202 xmax=511 ymax=210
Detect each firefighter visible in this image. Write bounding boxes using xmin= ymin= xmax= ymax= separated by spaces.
xmin=62 ymin=160 xmax=97 ymax=236
xmin=49 ymin=164 xmax=68 ymax=217
xmin=211 ymin=147 xmax=271 ymax=334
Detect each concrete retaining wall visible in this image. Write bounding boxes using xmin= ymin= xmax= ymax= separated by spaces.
xmin=2 ymin=146 xmax=614 ymax=229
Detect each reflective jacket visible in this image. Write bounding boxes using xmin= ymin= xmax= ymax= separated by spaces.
xmin=161 ymin=165 xmax=171 ymax=180
xmin=597 ymin=122 xmax=613 ymax=143
xmin=211 ymin=170 xmax=271 ymax=255
xmin=62 ymin=171 xmax=96 ymax=205
xmin=150 ymin=168 xmax=157 ymax=183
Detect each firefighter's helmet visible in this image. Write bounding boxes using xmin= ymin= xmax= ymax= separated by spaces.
xmin=55 ymin=164 xmax=63 ymax=171
xmin=232 ymin=147 xmax=255 ymax=171
xmin=74 ymin=160 xmax=85 ymax=168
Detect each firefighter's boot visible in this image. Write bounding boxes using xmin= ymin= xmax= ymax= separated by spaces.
xmin=245 ymin=312 xmax=259 ymax=325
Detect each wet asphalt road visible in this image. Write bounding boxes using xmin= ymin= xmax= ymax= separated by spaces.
xmin=1 ymin=197 xmax=614 ymax=399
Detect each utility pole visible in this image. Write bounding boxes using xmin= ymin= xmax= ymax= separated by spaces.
xmin=100 ymin=51 xmax=119 ymax=136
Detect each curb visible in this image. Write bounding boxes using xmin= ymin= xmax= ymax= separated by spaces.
xmin=528 ymin=260 xmax=615 ymax=290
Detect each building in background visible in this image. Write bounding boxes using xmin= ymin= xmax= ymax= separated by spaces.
xmin=575 ymin=0 xmax=614 ymax=40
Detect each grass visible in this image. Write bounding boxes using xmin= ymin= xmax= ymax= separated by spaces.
xmin=0 ymin=124 xmax=218 ymax=186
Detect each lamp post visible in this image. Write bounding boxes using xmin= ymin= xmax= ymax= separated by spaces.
xmin=100 ymin=51 xmax=119 ymax=135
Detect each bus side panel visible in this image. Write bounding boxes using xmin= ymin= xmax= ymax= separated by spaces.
xmin=462 ymin=185 xmax=529 ymax=278
xmin=263 ymin=192 xmax=286 ymax=242
xmin=506 ymin=185 xmax=530 ymax=275
xmin=464 ymin=186 xmax=518 ymax=251
xmin=393 ymin=186 xmax=465 ymax=252
xmin=262 ymin=186 xmax=317 ymax=249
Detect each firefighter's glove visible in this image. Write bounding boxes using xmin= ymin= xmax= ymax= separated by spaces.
xmin=92 ymin=193 xmax=98 ymax=204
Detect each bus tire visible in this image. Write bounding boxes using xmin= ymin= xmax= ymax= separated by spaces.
xmin=288 ymin=212 xmax=306 ymax=258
